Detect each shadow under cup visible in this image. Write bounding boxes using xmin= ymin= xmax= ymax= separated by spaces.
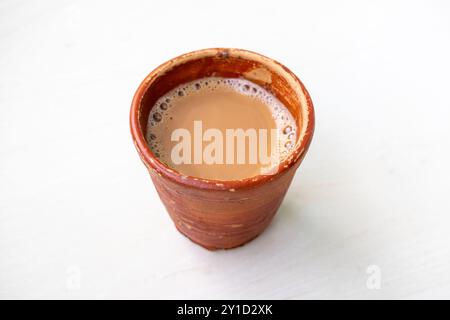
xmin=130 ymin=48 xmax=315 ymax=250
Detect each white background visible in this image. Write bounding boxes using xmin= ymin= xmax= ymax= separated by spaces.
xmin=1 ymin=0 xmax=450 ymax=299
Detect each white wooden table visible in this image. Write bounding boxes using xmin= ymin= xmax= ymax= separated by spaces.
xmin=1 ymin=0 xmax=450 ymax=299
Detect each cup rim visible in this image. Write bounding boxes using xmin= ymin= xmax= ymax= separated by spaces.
xmin=130 ymin=48 xmax=315 ymax=191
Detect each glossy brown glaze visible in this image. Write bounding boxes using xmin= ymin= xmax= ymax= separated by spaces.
xmin=130 ymin=48 xmax=315 ymax=250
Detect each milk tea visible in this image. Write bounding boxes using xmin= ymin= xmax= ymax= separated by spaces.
xmin=146 ymin=77 xmax=297 ymax=180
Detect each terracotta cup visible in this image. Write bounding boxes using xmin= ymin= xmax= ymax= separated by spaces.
xmin=130 ymin=48 xmax=314 ymax=250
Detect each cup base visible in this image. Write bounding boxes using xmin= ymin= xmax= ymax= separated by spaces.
xmin=174 ymin=224 xmax=265 ymax=250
